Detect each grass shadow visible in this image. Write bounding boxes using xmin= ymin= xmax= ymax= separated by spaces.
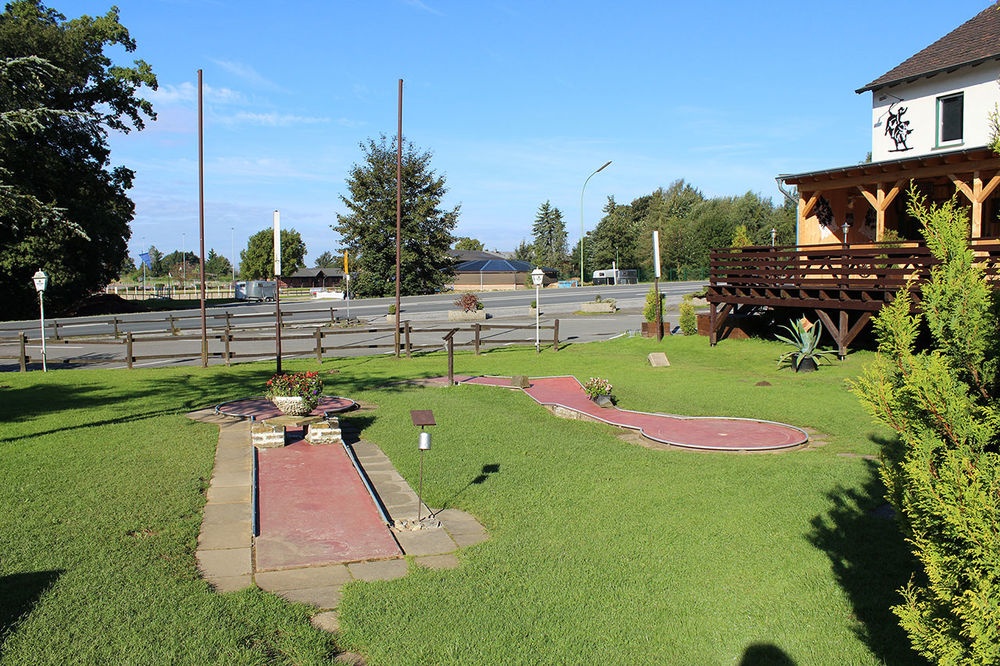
xmin=807 ymin=450 xmax=926 ymax=665
xmin=436 ymin=463 xmax=501 ymax=512
xmin=739 ymin=643 xmax=796 ymax=665
xmin=0 ymin=569 xmax=63 ymax=657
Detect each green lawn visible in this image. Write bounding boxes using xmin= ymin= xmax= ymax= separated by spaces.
xmin=0 ymin=335 xmax=925 ymax=664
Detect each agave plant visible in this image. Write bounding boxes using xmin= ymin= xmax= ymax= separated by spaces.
xmin=775 ymin=317 xmax=835 ymax=371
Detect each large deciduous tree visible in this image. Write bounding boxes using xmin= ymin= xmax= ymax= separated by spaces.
xmin=240 ymin=228 xmax=306 ymax=280
xmin=0 ymin=1 xmax=156 ymax=319
xmin=333 ymin=135 xmax=458 ymax=298
xmin=852 ymin=187 xmax=1000 ymax=664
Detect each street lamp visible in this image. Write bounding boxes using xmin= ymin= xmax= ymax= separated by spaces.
xmin=531 ymin=267 xmax=544 ymax=353
xmin=32 ymin=269 xmax=49 ymax=372
xmin=580 ymin=160 xmax=612 ymax=286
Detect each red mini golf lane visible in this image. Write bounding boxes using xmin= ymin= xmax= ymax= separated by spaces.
xmin=255 ymin=436 xmax=401 ymax=571
xmin=214 ymin=397 xmax=400 ymax=571
xmin=464 ymin=375 xmax=808 ymax=451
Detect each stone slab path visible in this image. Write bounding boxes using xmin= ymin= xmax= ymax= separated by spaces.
xmin=188 ymin=406 xmax=489 ymax=632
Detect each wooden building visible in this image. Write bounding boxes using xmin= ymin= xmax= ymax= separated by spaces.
xmin=707 ymin=5 xmax=1000 ymax=353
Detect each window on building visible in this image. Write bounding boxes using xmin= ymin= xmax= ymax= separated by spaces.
xmin=938 ymin=93 xmax=964 ymax=145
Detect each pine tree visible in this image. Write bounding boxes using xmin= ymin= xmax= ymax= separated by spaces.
xmin=333 ymin=135 xmax=458 ymax=298
xmin=852 ymin=186 xmax=1000 ymax=663
xmin=531 ymin=201 xmax=567 ymax=269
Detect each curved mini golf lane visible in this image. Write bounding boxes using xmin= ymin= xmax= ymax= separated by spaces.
xmin=463 ymin=376 xmax=808 ymax=451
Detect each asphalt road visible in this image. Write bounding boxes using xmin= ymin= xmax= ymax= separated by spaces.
xmin=1 ymin=281 xmax=706 ymax=372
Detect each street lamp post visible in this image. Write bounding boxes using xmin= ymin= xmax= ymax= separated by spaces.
xmin=32 ymin=269 xmax=49 ymax=372
xmin=531 ymin=267 xmax=544 ymax=353
xmin=580 ymin=160 xmax=612 ymax=286
xmin=231 ymin=226 xmax=236 ymax=287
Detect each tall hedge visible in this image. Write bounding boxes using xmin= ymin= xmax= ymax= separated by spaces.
xmin=852 ymin=187 xmax=1000 ymax=664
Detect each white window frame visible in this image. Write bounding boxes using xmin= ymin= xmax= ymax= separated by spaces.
xmin=937 ymin=92 xmax=964 ymax=147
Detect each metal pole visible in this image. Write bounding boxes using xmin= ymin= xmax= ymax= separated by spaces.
xmin=231 ymin=226 xmax=236 ymax=286
xmin=395 ymin=78 xmax=403 ymax=357
xmin=198 ymin=69 xmax=208 ymax=367
xmin=580 ymin=160 xmax=612 ymax=286
xmin=274 ymin=209 xmax=282 ymax=373
xmin=38 ymin=290 xmax=46 ymax=372
xmin=417 ymin=447 xmax=425 ymax=522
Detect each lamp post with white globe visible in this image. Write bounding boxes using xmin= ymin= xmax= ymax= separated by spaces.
xmin=531 ymin=267 xmax=544 ymax=353
xmin=32 ymin=269 xmax=49 ymax=372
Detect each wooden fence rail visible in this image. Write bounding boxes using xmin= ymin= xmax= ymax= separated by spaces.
xmin=2 ymin=319 xmax=560 ymax=372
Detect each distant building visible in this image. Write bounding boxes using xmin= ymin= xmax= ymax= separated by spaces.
xmin=450 ymin=257 xmax=556 ymax=291
xmin=283 ymin=267 xmax=345 ymax=289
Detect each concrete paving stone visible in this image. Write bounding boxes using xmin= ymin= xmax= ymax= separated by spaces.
xmin=202 ymin=501 xmax=251 ymax=524
xmin=392 ymin=527 xmax=458 ymax=557
xmin=210 ymin=468 xmax=252 ymax=487
xmin=206 ymin=484 xmax=251 ymax=504
xmin=207 ymin=574 xmax=254 ymax=593
xmin=197 ymin=547 xmax=253 ymax=577
xmin=347 ymin=559 xmax=409 ymax=582
xmin=276 ymin=585 xmax=343 ymax=610
xmin=413 ymin=553 xmax=460 ymax=570
xmin=255 ymin=565 xmax=352 ymax=592
xmin=197 ymin=520 xmax=251 ymax=550
xmin=310 ymin=611 xmax=340 ymax=633
xmin=446 ymin=528 xmax=490 ymax=548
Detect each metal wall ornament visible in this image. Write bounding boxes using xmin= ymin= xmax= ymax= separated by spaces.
xmin=885 ymin=102 xmax=913 ymax=152
xmin=815 ymin=196 xmax=834 ymax=228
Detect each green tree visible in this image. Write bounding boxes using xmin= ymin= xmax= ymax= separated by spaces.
xmin=731 ymin=224 xmax=752 ymax=247
xmin=512 ymin=238 xmax=534 ymax=263
xmin=0 ymin=1 xmax=156 ymax=319
xmin=204 ymin=248 xmax=232 ymax=279
xmin=453 ymin=236 xmax=484 ymax=252
xmin=313 ymin=251 xmax=337 ymax=268
xmin=852 ymin=187 xmax=1000 ymax=664
xmin=333 ymin=135 xmax=458 ymax=298
xmin=240 ymin=227 xmax=306 ymax=279
xmin=531 ymin=201 xmax=567 ymax=269
xmin=590 ymin=195 xmax=641 ymax=273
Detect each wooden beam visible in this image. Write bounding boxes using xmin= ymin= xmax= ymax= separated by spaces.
xmin=800 ymin=192 xmax=820 ymax=220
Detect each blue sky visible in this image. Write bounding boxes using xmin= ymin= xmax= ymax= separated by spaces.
xmin=70 ymin=0 xmax=991 ymax=266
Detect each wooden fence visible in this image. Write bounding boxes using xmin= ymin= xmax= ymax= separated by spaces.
xmin=1 ymin=314 xmax=560 ymax=372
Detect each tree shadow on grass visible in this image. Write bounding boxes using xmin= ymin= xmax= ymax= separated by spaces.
xmin=807 ymin=449 xmax=927 ymax=665
xmin=0 ymin=569 xmax=62 ymax=657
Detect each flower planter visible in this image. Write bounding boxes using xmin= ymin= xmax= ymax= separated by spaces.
xmin=641 ymin=321 xmax=671 ymax=337
xmin=592 ymin=395 xmax=614 ymax=408
xmin=448 ymin=310 xmax=487 ymax=321
xmin=796 ymin=357 xmax=819 ymax=373
xmin=580 ymin=301 xmax=616 ymax=313
xmin=271 ymin=396 xmax=313 ymax=416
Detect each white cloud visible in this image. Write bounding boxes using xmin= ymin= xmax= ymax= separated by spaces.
xmin=212 ymin=59 xmax=284 ymax=92
xmin=217 ymin=111 xmax=331 ymax=128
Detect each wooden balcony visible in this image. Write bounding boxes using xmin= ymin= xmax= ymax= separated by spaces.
xmin=706 ymin=240 xmax=1000 ymax=355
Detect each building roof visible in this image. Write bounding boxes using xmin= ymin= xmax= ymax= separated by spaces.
xmin=454 ymin=258 xmax=535 ymax=273
xmin=449 ymin=249 xmax=507 ymax=263
xmin=289 ymin=267 xmax=344 ymax=278
xmin=778 ymin=146 xmax=1000 ymax=187
xmin=857 ymin=4 xmax=1000 ymax=94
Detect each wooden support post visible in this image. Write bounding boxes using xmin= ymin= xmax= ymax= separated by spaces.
xmin=51 ymin=320 xmax=60 ymax=341
xmin=18 ymin=331 xmax=26 ymax=372
xmin=126 ymin=332 xmax=134 ymax=369
xmin=168 ymin=315 xmax=178 ymax=335
xmin=315 ymin=328 xmax=323 ymax=363
xmin=553 ymin=319 xmax=560 ymax=351
xmin=224 ymin=323 xmax=232 ymax=367
xmin=474 ymin=322 xmax=481 ymax=355
xmin=112 ymin=317 xmax=120 ymax=339
xmin=443 ymin=328 xmax=458 ymax=386
xmin=404 ymin=321 xmax=412 ymax=358
xmin=709 ymin=303 xmax=718 ymax=346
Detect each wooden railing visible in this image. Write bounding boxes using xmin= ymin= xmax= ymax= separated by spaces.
xmin=708 ymin=240 xmax=1000 ymax=311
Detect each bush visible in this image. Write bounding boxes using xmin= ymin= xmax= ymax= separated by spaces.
xmin=643 ymin=285 xmax=664 ymax=323
xmin=454 ymin=292 xmax=482 ymax=312
xmin=852 ymin=186 xmax=1000 ymax=664
xmin=679 ymin=297 xmax=697 ymax=336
